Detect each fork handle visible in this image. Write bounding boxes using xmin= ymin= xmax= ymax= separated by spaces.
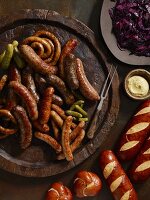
xmin=87 ymin=110 xmax=100 ymax=139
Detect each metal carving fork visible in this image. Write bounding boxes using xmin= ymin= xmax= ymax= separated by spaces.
xmin=87 ymin=65 xmax=117 ymax=139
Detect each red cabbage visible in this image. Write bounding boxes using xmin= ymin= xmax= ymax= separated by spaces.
xmin=109 ymin=0 xmax=150 ymax=56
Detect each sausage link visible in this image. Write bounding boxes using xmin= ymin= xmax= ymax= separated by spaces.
xmin=51 ymin=119 xmax=60 ymax=141
xmin=70 ymin=121 xmax=85 ymax=142
xmin=46 ymin=74 xmax=75 ymax=105
xmin=34 ymin=75 xmax=63 ymax=106
xmin=33 ymin=120 xmax=49 ymax=133
xmin=52 ymin=94 xmax=64 ymax=106
xmin=22 ymin=36 xmax=51 ymax=59
xmin=9 ymin=81 xmax=38 ymax=120
xmin=59 ymin=39 xmax=78 ymax=79
xmin=51 ymin=110 xmax=63 ymax=128
xmin=51 ymin=104 xmax=66 ymax=119
xmin=76 ymin=58 xmax=100 ymax=101
xmin=50 ymin=107 xmax=76 ymax=130
xmin=0 ymin=126 xmax=17 ymax=135
xmin=8 ymin=64 xmax=21 ymax=82
xmin=62 ymin=116 xmax=73 ymax=161
xmin=19 ymin=45 xmax=58 ymax=75
xmin=117 ymin=100 xmax=150 ymax=161
xmin=5 ymin=89 xmax=17 ymax=111
xmin=12 ymin=106 xmax=32 ymax=149
xmin=57 ymin=129 xmax=85 ymax=160
xmin=30 ymin=41 xmax=44 ymax=57
xmin=0 ymin=75 xmax=8 ymax=92
xmin=38 ymin=87 xmax=54 ymax=124
xmin=34 ymin=30 xmax=61 ymax=65
xmin=99 ymin=150 xmax=138 ymax=200
xmin=64 ymin=53 xmax=79 ymax=90
xmin=0 ymin=109 xmax=16 ymax=124
xmin=34 ymin=73 xmax=47 ymax=95
xmin=0 ymin=134 xmax=9 ymax=139
xmin=42 ymin=38 xmax=54 ymax=63
xmin=128 ymin=136 xmax=150 ymax=182
xmin=34 ymin=132 xmax=62 ymax=153
xmin=6 ymin=65 xmax=21 ymax=110
xmin=21 ymin=67 xmax=39 ymax=102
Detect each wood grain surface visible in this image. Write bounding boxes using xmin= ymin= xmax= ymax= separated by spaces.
xmin=0 ymin=1 xmax=149 ymax=200
xmin=0 ymin=9 xmax=119 ymax=177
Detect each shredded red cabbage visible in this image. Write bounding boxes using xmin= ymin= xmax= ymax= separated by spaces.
xmin=109 ymin=0 xmax=150 ymax=56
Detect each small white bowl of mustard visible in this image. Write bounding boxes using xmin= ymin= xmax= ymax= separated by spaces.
xmin=124 ymin=69 xmax=150 ymax=100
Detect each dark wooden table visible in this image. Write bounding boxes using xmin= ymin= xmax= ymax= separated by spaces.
xmin=0 ymin=0 xmax=149 ymax=199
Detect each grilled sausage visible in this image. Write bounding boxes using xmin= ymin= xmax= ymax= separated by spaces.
xmin=34 ymin=132 xmax=62 ymax=153
xmin=59 ymin=38 xmax=78 ymax=79
xmin=21 ymin=67 xmax=39 ymax=102
xmin=33 ymin=120 xmax=49 ymax=133
xmin=99 ymin=150 xmax=138 ymax=200
xmin=57 ymin=129 xmax=85 ymax=160
xmin=51 ymin=104 xmax=66 ymax=120
xmin=34 ymin=30 xmax=61 ymax=65
xmin=52 ymin=94 xmax=64 ymax=106
xmin=6 ymin=65 xmax=21 ymax=110
xmin=9 ymin=81 xmax=38 ymax=120
xmin=42 ymin=38 xmax=55 ymax=63
xmin=0 ymin=75 xmax=8 ymax=92
xmin=12 ymin=106 xmax=32 ymax=149
xmin=22 ymin=36 xmax=52 ymax=59
xmin=46 ymin=74 xmax=75 ymax=105
xmin=5 ymin=89 xmax=18 ymax=111
xmin=76 ymin=58 xmax=100 ymax=101
xmin=0 ymin=126 xmax=17 ymax=135
xmin=64 ymin=53 xmax=79 ymax=90
xmin=128 ymin=136 xmax=150 ymax=182
xmin=51 ymin=119 xmax=60 ymax=141
xmin=30 ymin=41 xmax=44 ymax=57
xmin=8 ymin=64 xmax=21 ymax=82
xmin=62 ymin=116 xmax=73 ymax=161
xmin=51 ymin=110 xmax=63 ymax=128
xmin=19 ymin=45 xmax=58 ymax=75
xmin=0 ymin=109 xmax=16 ymax=124
xmin=34 ymin=73 xmax=64 ymax=105
xmin=69 ymin=121 xmax=85 ymax=141
xmin=38 ymin=87 xmax=54 ymax=124
xmin=34 ymin=74 xmax=63 ymax=106
xmin=34 ymin=73 xmax=47 ymax=95
xmin=117 ymin=100 xmax=150 ymax=161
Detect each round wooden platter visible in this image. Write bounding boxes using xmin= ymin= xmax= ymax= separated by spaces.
xmin=0 ymin=9 xmax=120 ymax=177
xmin=100 ymin=0 xmax=150 ymax=66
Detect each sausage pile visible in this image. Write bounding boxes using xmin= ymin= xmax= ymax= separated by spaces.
xmin=0 ymin=30 xmax=100 ymax=161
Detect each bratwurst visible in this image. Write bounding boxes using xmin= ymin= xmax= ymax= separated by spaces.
xmin=76 ymin=58 xmax=100 ymax=101
xmin=19 ymin=45 xmax=57 ymax=75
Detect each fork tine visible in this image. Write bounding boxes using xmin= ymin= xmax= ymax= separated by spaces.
xmin=100 ymin=65 xmax=113 ymax=97
xmin=103 ymin=65 xmax=117 ymax=98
